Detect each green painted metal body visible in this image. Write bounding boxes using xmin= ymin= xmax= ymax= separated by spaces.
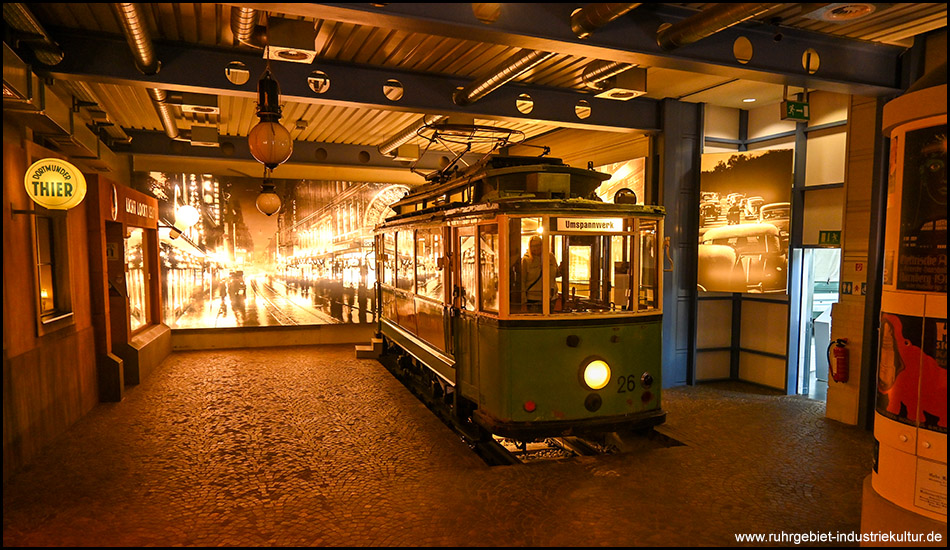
xmin=455 ymin=312 xmax=664 ymax=436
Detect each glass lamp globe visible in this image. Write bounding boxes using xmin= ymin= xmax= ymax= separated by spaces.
xmin=256 ymin=180 xmax=282 ymax=216
xmin=248 ymin=121 xmax=293 ymax=169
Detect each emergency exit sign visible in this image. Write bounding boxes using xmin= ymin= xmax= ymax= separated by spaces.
xmin=781 ymin=100 xmax=810 ymax=122
xmin=819 ymin=230 xmax=841 ymax=246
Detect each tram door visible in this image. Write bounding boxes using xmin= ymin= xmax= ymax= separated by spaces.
xmin=453 ymin=226 xmax=478 ymax=398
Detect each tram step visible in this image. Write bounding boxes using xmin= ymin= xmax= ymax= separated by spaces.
xmin=355 ymin=338 xmax=384 ymax=359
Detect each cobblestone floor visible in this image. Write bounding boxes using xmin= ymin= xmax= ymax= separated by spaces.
xmin=3 ymin=345 xmax=875 ymax=547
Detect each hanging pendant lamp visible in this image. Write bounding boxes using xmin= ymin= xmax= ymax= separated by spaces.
xmin=248 ymin=55 xmax=293 ymax=170
xmin=255 ymin=168 xmax=282 ymax=216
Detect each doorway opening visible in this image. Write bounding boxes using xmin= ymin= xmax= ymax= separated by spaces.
xmin=797 ymin=248 xmax=841 ymax=400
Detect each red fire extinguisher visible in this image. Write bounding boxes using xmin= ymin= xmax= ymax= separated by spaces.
xmin=828 ymin=338 xmax=849 ymax=383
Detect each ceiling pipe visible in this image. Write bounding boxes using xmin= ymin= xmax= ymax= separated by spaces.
xmin=111 ymin=3 xmax=189 ymax=141
xmin=582 ymin=60 xmax=637 ymax=90
xmin=230 ymin=6 xmax=265 ymax=50
xmin=452 ymin=49 xmax=556 ymax=107
xmin=570 ymin=3 xmax=642 ymax=40
xmin=656 ymin=3 xmax=782 ymax=51
xmin=3 ymin=3 xmax=64 ymax=65
xmin=378 ymin=114 xmax=448 ymax=157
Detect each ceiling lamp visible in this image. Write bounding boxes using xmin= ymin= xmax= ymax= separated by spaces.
xmin=256 ymin=171 xmax=281 ymax=216
xmin=248 ymin=59 xmax=293 ymax=170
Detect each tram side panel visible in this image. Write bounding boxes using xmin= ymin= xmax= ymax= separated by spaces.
xmin=454 ymin=311 xmax=480 ymax=405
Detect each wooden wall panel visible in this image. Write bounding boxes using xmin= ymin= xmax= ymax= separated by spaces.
xmin=2 ymin=140 xmax=100 ymax=482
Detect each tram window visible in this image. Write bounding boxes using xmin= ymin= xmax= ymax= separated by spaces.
xmin=458 ymin=230 xmax=477 ymax=311
xmin=509 ymin=216 xmax=544 ymax=313
xmin=382 ymin=233 xmax=395 ymax=286
xmin=478 ymin=224 xmax=499 ymax=313
xmin=551 ymin=233 xmax=616 ymax=314
xmin=415 ymin=228 xmax=443 ymax=300
xmin=611 ymin=235 xmax=633 ymax=311
xmin=396 ymin=231 xmax=414 ymax=292
xmin=639 ymin=220 xmax=659 ymax=311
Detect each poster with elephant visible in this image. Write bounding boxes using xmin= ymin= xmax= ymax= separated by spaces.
xmin=697 ymin=149 xmax=794 ymax=293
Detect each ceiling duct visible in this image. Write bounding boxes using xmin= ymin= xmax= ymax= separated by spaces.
xmin=452 ymin=49 xmax=556 ymax=107
xmin=111 ymin=3 xmax=159 ymax=75
xmin=656 ymin=3 xmax=782 ymax=51
xmin=5 ymin=68 xmax=116 ymax=171
xmin=3 ymin=41 xmax=39 ymax=108
xmin=230 ymin=7 xmax=264 ymax=49
xmin=570 ymin=3 xmax=643 ymax=39
xmin=112 ymin=2 xmax=190 ymax=142
xmin=2 ymin=3 xmax=64 ymax=66
xmin=378 ymin=114 xmax=448 ymax=157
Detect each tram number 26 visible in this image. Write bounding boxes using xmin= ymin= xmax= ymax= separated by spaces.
xmin=617 ymin=375 xmax=636 ymax=393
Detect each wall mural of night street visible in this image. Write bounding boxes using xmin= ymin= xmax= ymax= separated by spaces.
xmin=697 ymin=149 xmax=794 ymax=294
xmin=134 ymin=172 xmax=408 ymax=328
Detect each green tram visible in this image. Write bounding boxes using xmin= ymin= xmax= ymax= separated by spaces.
xmin=375 ymin=154 xmax=665 ymax=440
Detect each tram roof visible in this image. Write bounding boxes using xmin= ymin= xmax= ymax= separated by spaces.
xmin=377 ymin=197 xmax=665 ymax=229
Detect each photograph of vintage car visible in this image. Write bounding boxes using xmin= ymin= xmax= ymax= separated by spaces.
xmin=698 ymin=223 xmax=788 ymax=293
xmin=697 ymin=149 xmax=793 ymax=293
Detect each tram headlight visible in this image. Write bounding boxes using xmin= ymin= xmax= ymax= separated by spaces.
xmin=581 ymin=359 xmax=611 ymax=390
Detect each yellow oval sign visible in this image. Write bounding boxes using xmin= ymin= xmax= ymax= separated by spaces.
xmin=24 ymin=158 xmax=87 ymax=210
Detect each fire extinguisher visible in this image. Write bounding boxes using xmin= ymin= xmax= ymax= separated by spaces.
xmin=828 ymin=338 xmax=849 ymax=383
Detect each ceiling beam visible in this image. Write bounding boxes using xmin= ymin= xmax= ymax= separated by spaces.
xmin=123 ymin=130 xmax=485 ymax=182
xmin=234 ymin=2 xmax=907 ymax=96
xmin=44 ymin=29 xmax=661 ymax=133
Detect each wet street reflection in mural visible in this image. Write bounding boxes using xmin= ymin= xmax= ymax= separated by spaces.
xmin=135 ymin=171 xmax=406 ymax=329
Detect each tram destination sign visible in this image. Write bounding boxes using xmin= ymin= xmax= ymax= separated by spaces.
xmin=556 ymin=218 xmax=623 ymax=232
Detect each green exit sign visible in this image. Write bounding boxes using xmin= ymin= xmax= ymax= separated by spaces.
xmin=819 ymin=230 xmax=841 ymax=246
xmin=781 ymin=100 xmax=810 ymax=122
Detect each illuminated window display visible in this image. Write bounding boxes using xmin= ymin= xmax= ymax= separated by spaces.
xmin=697 ymin=150 xmax=794 ymax=294
xmin=134 ymin=171 xmax=408 ymax=328
xmin=125 ymin=227 xmax=148 ymax=332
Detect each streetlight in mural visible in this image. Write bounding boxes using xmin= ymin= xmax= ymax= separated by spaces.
xmin=248 ymin=48 xmax=292 ymax=216
xmin=174 ymin=184 xmax=201 ymax=230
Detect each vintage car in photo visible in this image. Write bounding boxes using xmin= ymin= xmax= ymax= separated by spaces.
xmin=699 ymin=223 xmax=788 ymax=293
xmin=759 ymin=201 xmax=790 ymax=248
xmin=743 ymin=196 xmax=765 ymax=219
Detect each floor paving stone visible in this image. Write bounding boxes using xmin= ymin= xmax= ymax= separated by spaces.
xmin=3 ymin=344 xmax=876 ymax=547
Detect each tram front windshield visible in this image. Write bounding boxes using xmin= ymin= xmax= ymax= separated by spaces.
xmin=509 ymin=216 xmax=659 ymax=315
